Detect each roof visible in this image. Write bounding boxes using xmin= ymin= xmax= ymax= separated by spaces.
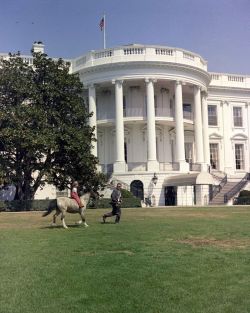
xmin=163 ymin=172 xmax=214 ymax=186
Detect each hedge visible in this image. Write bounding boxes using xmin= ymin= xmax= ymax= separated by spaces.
xmin=234 ymin=197 xmax=250 ymax=205
xmin=0 ymin=200 xmax=52 ymax=212
xmin=234 ymin=190 xmax=250 ymax=205
xmin=238 ymin=190 xmax=250 ymax=197
xmin=88 ymin=197 xmax=141 ymax=209
xmin=0 ymin=197 xmax=141 ymax=212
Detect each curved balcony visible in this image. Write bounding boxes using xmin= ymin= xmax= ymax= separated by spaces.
xmin=100 ymin=162 xmax=206 ymax=173
xmin=72 ymin=44 xmax=208 ymax=73
xmin=97 ymin=106 xmax=194 ymax=123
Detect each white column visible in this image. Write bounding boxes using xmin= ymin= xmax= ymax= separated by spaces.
xmin=201 ymin=92 xmax=210 ymax=165
xmin=145 ymin=78 xmax=159 ymax=172
xmin=175 ymin=81 xmax=188 ymax=171
xmin=247 ymin=102 xmax=250 ymax=172
xmin=194 ymin=85 xmax=204 ymax=165
xmin=113 ymin=80 xmax=126 ymax=173
xmin=88 ymin=85 xmax=97 ymax=157
xmin=222 ymin=101 xmax=233 ymax=174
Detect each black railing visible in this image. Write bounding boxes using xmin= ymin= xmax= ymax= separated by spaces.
xmin=210 ymin=174 xmax=227 ymax=201
xmin=210 ymin=172 xmax=226 ymax=181
xmin=224 ymin=173 xmax=250 ymax=203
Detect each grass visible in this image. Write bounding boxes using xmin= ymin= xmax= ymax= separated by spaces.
xmin=1 ymin=206 xmax=250 ymax=313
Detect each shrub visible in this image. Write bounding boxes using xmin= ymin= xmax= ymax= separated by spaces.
xmin=88 ymin=188 xmax=141 ymax=209
xmin=121 ymin=189 xmax=134 ymax=198
xmin=0 ymin=195 xmax=141 ymax=212
xmin=238 ymin=190 xmax=250 ymax=197
xmin=87 ymin=197 xmax=141 ymax=209
xmin=234 ymin=197 xmax=250 ymax=205
xmin=0 ymin=199 xmax=51 ymax=212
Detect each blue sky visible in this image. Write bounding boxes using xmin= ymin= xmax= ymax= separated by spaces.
xmin=1 ymin=0 xmax=250 ymax=74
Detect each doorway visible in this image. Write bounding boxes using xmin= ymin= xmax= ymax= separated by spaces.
xmin=164 ymin=186 xmax=177 ymax=206
xmin=130 ymin=180 xmax=144 ymax=200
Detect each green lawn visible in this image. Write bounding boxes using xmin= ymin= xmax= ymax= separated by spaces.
xmin=1 ymin=206 xmax=250 ymax=313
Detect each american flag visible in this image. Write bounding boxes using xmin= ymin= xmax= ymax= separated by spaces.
xmin=99 ymin=17 xmax=104 ymax=31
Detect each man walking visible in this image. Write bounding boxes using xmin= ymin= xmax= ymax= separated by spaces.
xmin=103 ymin=183 xmax=122 ymax=224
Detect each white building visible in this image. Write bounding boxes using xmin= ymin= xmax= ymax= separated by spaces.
xmin=72 ymin=44 xmax=250 ymax=206
xmin=3 ymin=43 xmax=250 ymax=205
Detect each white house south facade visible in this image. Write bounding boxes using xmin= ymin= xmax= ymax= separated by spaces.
xmin=71 ymin=44 xmax=250 ymax=206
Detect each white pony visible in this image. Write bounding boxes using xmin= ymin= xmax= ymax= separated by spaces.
xmin=42 ymin=193 xmax=91 ymax=229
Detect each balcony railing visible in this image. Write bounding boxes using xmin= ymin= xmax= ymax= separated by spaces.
xmin=101 ymin=162 xmax=211 ymax=173
xmin=97 ymin=107 xmax=194 ymax=121
xmin=72 ymin=45 xmax=208 ymax=72
xmin=183 ymin=111 xmax=193 ymax=120
xmin=210 ymin=72 xmax=250 ymax=88
xmin=100 ymin=162 xmax=182 ymax=173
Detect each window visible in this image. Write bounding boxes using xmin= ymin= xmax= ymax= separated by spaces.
xmin=154 ymin=95 xmax=157 ymax=115
xmin=208 ymin=105 xmax=217 ymax=126
xmin=156 ymin=137 xmax=159 ymax=161
xmin=233 ymin=107 xmax=243 ymax=127
xmin=185 ymin=143 xmax=193 ymax=163
xmin=123 ymin=95 xmax=126 ymax=117
xmin=210 ymin=143 xmax=219 ymax=170
xmin=235 ymin=144 xmax=244 ymax=170
xmin=183 ymin=103 xmax=192 ymax=119
xmin=124 ymin=142 xmax=127 ymax=163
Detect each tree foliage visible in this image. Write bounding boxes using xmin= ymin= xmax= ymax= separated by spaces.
xmin=0 ymin=52 xmax=106 ymax=200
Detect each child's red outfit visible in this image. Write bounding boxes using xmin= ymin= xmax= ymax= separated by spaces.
xmin=71 ymin=187 xmax=81 ymax=207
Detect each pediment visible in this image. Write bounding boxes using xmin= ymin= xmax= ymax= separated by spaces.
xmin=209 ymin=132 xmax=223 ymax=139
xmin=231 ymin=133 xmax=248 ymax=140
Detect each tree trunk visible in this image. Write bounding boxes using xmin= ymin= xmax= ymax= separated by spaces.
xmin=14 ymin=179 xmax=34 ymax=200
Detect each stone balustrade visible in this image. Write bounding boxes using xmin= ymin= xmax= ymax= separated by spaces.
xmin=96 ymin=106 xmax=195 ymax=122
xmin=210 ymin=72 xmax=250 ymax=88
xmin=0 ymin=53 xmax=73 ymax=72
xmin=72 ymin=45 xmax=208 ymax=72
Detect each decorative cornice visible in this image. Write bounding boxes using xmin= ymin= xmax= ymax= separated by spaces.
xmin=78 ymin=61 xmax=210 ymax=85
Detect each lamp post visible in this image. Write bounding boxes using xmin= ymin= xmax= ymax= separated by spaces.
xmin=145 ymin=173 xmax=158 ymax=207
xmin=152 ymin=173 xmax=158 ymax=185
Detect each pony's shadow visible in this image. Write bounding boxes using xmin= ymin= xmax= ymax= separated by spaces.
xmin=41 ymin=224 xmax=83 ymax=229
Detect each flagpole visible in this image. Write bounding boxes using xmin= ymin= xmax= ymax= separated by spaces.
xmin=103 ymin=13 xmax=106 ymax=49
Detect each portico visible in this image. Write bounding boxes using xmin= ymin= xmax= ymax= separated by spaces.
xmin=87 ymin=78 xmax=209 ymax=174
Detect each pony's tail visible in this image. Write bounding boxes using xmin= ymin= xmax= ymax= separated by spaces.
xmin=42 ymin=199 xmax=57 ymax=217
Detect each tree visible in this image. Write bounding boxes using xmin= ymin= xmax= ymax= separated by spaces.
xmin=0 ymin=52 xmax=106 ymax=200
